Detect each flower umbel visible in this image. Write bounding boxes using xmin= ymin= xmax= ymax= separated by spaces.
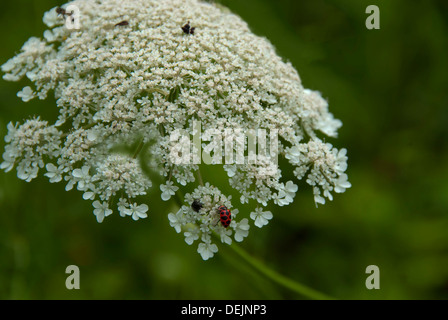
xmin=1 ymin=0 xmax=350 ymax=260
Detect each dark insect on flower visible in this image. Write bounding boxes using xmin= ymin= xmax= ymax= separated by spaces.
xmin=191 ymin=199 xmax=203 ymax=213
xmin=56 ymin=7 xmax=72 ymax=18
xmin=181 ymin=21 xmax=195 ymax=35
xmin=56 ymin=7 xmax=66 ymax=16
xmin=115 ymin=20 xmax=129 ymax=27
xmin=56 ymin=6 xmax=75 ymax=24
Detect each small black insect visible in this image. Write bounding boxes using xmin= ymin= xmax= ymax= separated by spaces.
xmin=115 ymin=20 xmax=129 ymax=27
xmin=56 ymin=6 xmax=75 ymax=24
xmin=191 ymin=199 xmax=203 ymax=212
xmin=181 ymin=21 xmax=195 ymax=35
xmin=56 ymin=7 xmax=66 ymax=16
xmin=56 ymin=7 xmax=73 ymax=18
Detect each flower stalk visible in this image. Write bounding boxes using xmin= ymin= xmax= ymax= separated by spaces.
xmin=222 ymin=238 xmax=335 ymax=300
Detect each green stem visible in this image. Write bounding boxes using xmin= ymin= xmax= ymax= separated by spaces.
xmin=172 ymin=191 xmax=333 ymax=299
xmin=132 ymin=138 xmax=145 ymax=159
xmin=173 ymin=190 xmax=184 ymax=208
xmin=223 ymin=239 xmax=335 ymax=300
xmin=196 ymin=167 xmax=204 ymax=186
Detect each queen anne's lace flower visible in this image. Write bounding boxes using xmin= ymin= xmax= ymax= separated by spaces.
xmin=1 ymin=0 xmax=350 ymax=259
xmin=1 ymin=118 xmax=61 ymax=182
xmin=250 ymin=208 xmax=273 ymax=228
xmin=233 ymin=219 xmax=250 ymax=242
xmin=123 ymin=203 xmax=149 ymax=221
xmin=168 ymin=183 xmax=249 ymax=257
xmin=17 ymin=86 xmax=36 ymax=102
xmin=160 ymin=181 xmax=179 ymax=201
xmin=44 ymin=163 xmax=64 ymax=183
xmin=197 ymin=240 xmax=218 ymax=261
xmin=92 ymin=200 xmax=113 ymax=223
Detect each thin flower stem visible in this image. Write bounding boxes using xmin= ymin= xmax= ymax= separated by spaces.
xmin=221 ymin=237 xmax=335 ymax=300
xmin=173 ymin=190 xmax=184 ymax=208
xmin=132 ymin=138 xmax=145 ymax=159
xmin=196 ymin=168 xmax=204 ymax=186
xmin=172 ymin=190 xmax=333 ymax=299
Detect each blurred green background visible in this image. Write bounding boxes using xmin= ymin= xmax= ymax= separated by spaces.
xmin=0 ymin=0 xmax=447 ymax=300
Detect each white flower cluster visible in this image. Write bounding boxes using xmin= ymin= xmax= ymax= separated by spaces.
xmin=61 ymin=154 xmax=152 ymax=222
xmin=1 ymin=0 xmax=350 ymax=259
xmin=1 ymin=119 xmax=61 ymax=182
xmin=168 ymin=183 xmax=249 ymax=260
xmin=286 ymin=139 xmax=350 ymax=206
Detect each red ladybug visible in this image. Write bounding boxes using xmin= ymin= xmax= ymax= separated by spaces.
xmin=218 ymin=205 xmax=231 ymax=228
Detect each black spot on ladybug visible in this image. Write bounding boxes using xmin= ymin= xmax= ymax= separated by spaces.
xmin=191 ymin=199 xmax=203 ymax=212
